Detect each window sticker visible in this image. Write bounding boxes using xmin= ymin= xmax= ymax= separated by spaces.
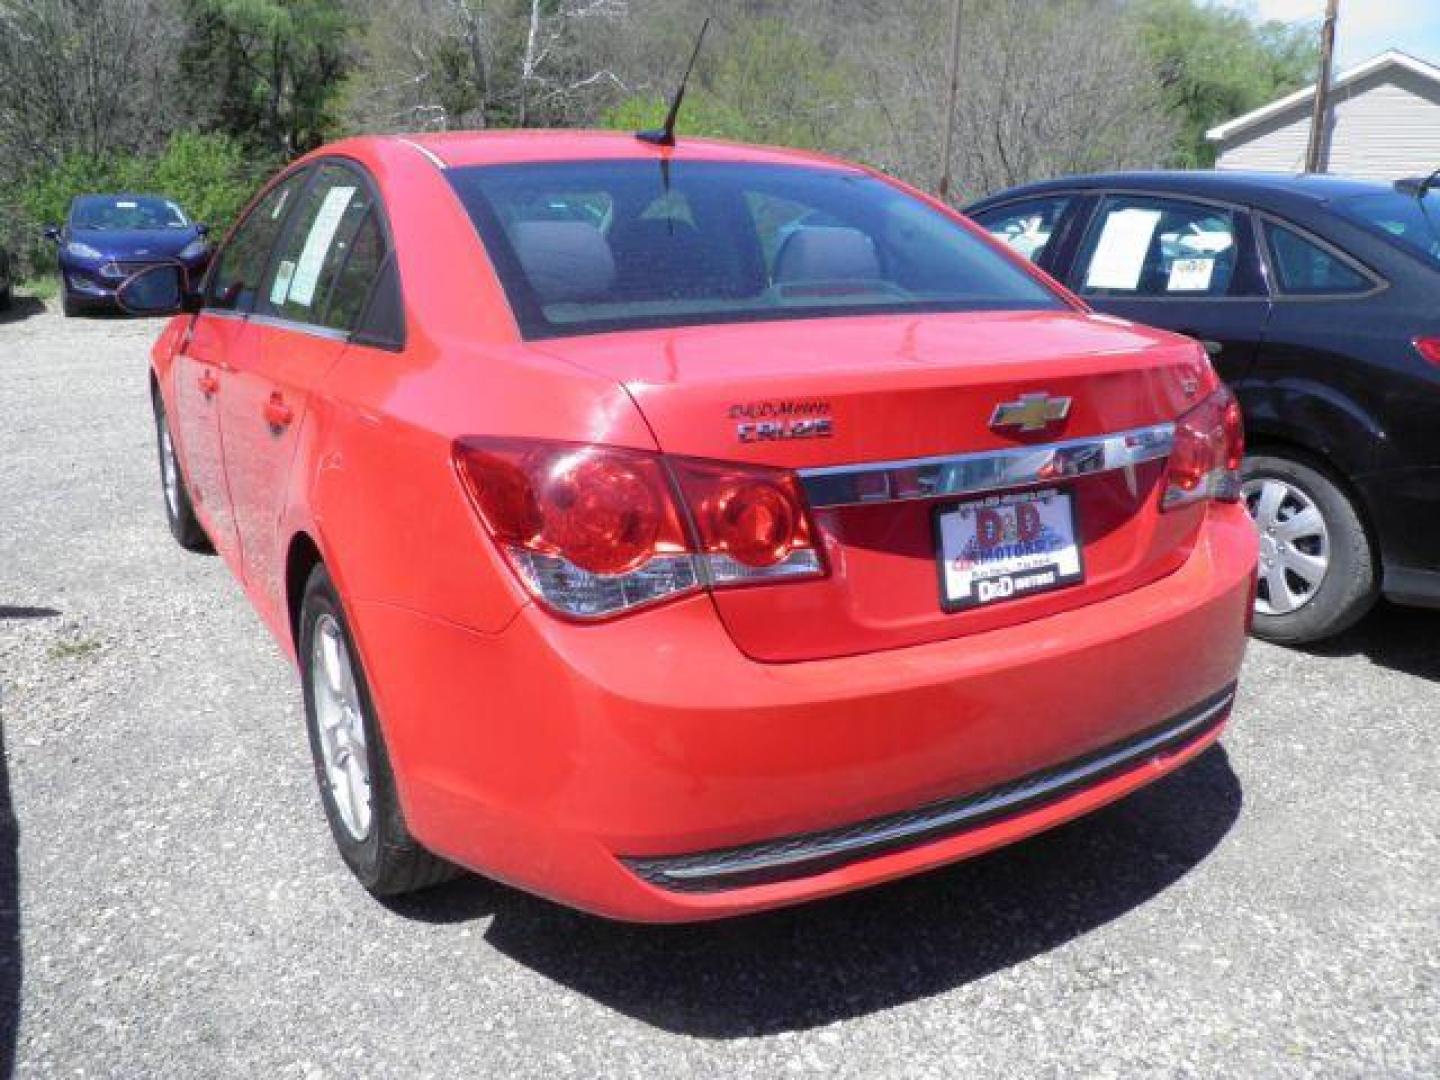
xmin=288 ymin=186 xmax=356 ymax=307
xmin=1085 ymin=208 xmax=1162 ymax=290
xmin=1167 ymin=257 xmax=1215 ymax=292
xmin=270 ymin=259 xmax=297 ymax=306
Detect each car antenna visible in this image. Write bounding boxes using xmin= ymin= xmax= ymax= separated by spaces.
xmin=635 ymin=18 xmax=710 ymax=147
xmin=1397 ymin=165 xmax=1440 ymax=199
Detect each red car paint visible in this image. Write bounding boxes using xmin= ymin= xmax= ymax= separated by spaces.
xmin=151 ymin=132 xmax=1256 ymax=921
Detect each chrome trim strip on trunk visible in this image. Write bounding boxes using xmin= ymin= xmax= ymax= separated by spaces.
xmin=623 ymin=684 xmax=1234 ymax=893
xmin=798 ymin=422 xmax=1175 ymax=509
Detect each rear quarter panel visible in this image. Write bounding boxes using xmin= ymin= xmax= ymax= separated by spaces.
xmin=281 ymin=141 xmax=659 ymax=645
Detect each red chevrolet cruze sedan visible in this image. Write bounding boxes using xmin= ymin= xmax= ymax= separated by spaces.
xmin=128 ymin=132 xmax=1256 ymax=921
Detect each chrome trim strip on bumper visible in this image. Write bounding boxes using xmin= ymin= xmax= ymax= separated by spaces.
xmin=623 ymin=684 xmax=1235 ymax=893
xmin=798 ymin=422 xmax=1175 ymax=509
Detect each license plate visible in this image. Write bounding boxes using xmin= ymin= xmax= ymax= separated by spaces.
xmin=934 ymin=488 xmax=1083 ymax=611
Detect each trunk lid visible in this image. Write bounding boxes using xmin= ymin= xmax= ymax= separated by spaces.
xmin=538 ymin=310 xmax=1215 ymax=661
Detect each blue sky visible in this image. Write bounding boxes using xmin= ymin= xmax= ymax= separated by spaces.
xmin=1218 ymin=0 xmax=1440 ymax=67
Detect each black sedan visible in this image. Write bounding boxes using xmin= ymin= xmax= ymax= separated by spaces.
xmin=969 ymin=171 xmax=1440 ymax=644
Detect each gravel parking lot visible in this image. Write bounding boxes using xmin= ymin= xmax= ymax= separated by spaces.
xmin=0 ymin=298 xmax=1436 ymax=1078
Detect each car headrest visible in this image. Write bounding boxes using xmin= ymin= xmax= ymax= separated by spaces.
xmin=774 ymin=226 xmax=879 ymax=283
xmin=509 ymin=220 xmax=615 ymax=304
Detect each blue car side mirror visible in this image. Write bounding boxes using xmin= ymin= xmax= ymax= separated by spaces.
xmin=43 ymin=224 xmax=60 ymax=242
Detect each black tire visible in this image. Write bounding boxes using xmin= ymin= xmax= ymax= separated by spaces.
xmin=151 ymin=390 xmax=212 ymax=553
xmin=299 ymin=564 xmax=461 ymax=896
xmin=1243 ymin=452 xmax=1376 ymax=645
xmin=0 ymin=284 xmax=11 ymax=311
xmin=61 ymin=289 xmax=80 ymax=317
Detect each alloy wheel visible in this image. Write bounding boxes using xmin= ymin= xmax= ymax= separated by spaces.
xmin=311 ymin=614 xmax=373 ymax=840
xmin=158 ymin=411 xmax=180 ymax=520
xmin=1242 ymin=476 xmax=1330 ymax=616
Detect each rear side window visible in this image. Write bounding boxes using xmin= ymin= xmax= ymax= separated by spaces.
xmin=1074 ymin=195 xmax=1248 ymax=299
xmin=206 ymin=171 xmax=307 ymax=312
xmin=1264 ymin=224 xmax=1372 ymax=296
xmin=446 ymin=160 xmax=1065 ymax=339
xmin=259 ymin=164 xmax=381 ymax=329
xmin=971 ymin=196 xmax=1072 ymax=263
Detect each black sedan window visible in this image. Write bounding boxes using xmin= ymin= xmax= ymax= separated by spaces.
xmin=446 ymin=161 xmax=1065 ymax=339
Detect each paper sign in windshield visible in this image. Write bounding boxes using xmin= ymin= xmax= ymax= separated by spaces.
xmin=1167 ymin=257 xmax=1215 ymax=292
xmin=270 ymin=260 xmax=297 ymax=306
xmin=1085 ymin=208 xmax=1161 ymax=291
xmin=286 ymin=186 xmax=356 ymax=308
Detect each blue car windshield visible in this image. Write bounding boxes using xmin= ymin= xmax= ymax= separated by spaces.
xmin=446 ymin=161 xmax=1065 ymax=339
xmin=71 ymin=195 xmax=189 ymax=231
xmin=1334 ymin=190 xmax=1440 ymax=268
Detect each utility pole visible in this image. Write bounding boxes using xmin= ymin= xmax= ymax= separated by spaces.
xmin=936 ymin=0 xmax=963 ymax=202
xmin=1305 ymin=0 xmax=1340 ymax=173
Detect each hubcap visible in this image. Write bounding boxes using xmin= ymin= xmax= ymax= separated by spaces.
xmin=1242 ymin=476 xmax=1330 ymax=616
xmin=311 ymin=614 xmax=372 ymax=841
xmin=158 ymin=412 xmax=180 ymax=518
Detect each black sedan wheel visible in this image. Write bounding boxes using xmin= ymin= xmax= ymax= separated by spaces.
xmin=1242 ymin=453 xmax=1376 ymax=644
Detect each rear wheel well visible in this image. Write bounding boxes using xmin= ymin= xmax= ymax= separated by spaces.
xmin=286 ymin=533 xmax=325 ymax=651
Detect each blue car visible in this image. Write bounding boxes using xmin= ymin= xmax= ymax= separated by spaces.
xmin=46 ymin=194 xmax=212 ymax=316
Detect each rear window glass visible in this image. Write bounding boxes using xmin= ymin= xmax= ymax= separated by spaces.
xmin=446 ymin=161 xmax=1064 ymax=339
xmin=1334 ymin=190 xmax=1440 ymax=270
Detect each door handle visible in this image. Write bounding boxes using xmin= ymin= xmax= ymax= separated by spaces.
xmin=198 ymin=371 xmax=219 ymax=398
xmin=263 ymin=393 xmax=294 ymax=432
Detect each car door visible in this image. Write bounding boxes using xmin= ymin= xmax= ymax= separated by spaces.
xmin=220 ymin=162 xmax=389 ymax=631
xmin=1061 ymin=193 xmax=1271 ymax=383
xmin=171 ymin=170 xmax=308 ymax=566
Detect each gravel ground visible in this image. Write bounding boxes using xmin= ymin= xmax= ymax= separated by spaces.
xmin=0 ymin=299 xmax=1437 ymax=1078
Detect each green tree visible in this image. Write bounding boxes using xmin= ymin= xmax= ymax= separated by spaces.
xmin=1133 ymin=0 xmax=1319 ymax=167
xmin=178 ymin=0 xmax=353 ymax=157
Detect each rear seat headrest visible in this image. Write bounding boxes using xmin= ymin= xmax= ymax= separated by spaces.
xmin=508 ymin=220 xmax=616 ymax=304
xmin=774 ymin=226 xmax=880 ymax=283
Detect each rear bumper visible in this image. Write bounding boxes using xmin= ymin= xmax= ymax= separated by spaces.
xmin=353 ymin=503 xmax=1256 ymax=921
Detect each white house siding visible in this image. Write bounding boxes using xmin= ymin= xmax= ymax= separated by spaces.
xmin=1214 ymin=65 xmax=1440 ymax=180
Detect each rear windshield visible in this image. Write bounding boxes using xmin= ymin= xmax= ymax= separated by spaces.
xmin=70 ymin=195 xmax=189 ymax=231
xmin=1333 ymin=190 xmax=1440 ymax=269
xmin=446 ymin=161 xmax=1065 ymax=339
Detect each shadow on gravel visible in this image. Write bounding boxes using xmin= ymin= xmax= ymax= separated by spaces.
xmin=394 ymin=744 xmax=1241 ymax=1037
xmin=1296 ymin=602 xmax=1439 ymax=682
xmin=0 ymin=608 xmax=59 ymax=621
xmin=0 ymin=296 xmax=45 ymax=325
xmin=0 ymin=724 xmax=20 ymax=1078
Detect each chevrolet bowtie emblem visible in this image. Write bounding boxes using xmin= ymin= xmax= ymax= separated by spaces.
xmin=989 ymin=392 xmax=1072 ymax=433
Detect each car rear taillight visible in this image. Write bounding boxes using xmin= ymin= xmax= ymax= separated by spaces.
xmin=1161 ymin=385 xmax=1244 ymax=511
xmin=1415 ymin=337 xmax=1440 ymax=367
xmin=453 ymin=438 xmax=824 ymax=619
xmin=670 ymin=459 xmax=824 ymax=584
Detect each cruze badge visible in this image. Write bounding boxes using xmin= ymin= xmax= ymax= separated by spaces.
xmin=989 ymin=392 xmax=1072 ymax=433
xmin=731 ymin=399 xmax=834 ymax=443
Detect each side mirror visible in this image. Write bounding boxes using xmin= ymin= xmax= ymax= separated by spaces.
xmin=43 ymin=224 xmax=60 ymax=242
xmin=115 ymin=263 xmax=199 ymax=317
xmin=195 ymin=223 xmax=210 ymax=237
